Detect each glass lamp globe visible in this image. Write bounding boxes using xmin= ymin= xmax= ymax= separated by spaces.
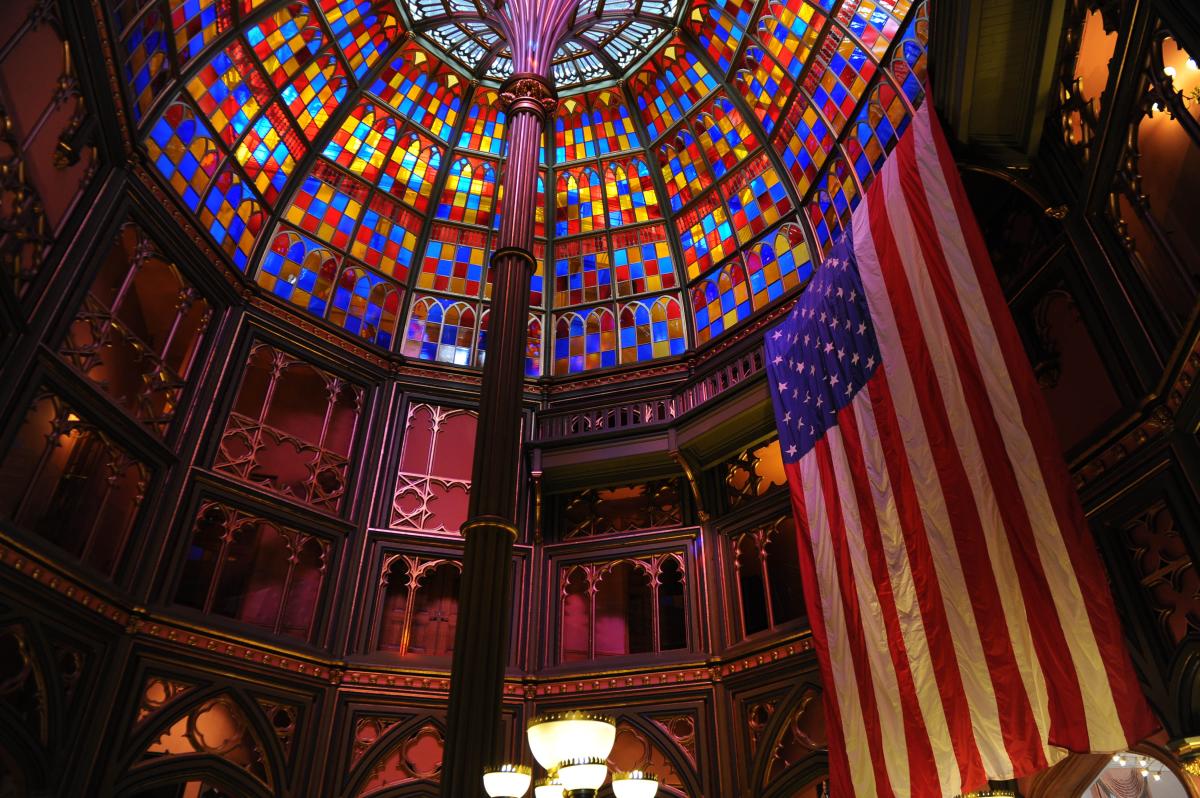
xmin=526 ymin=712 xmax=616 ymax=770
xmin=612 ymin=770 xmax=660 ymax=798
xmin=483 ymin=764 xmax=532 ymax=797
xmin=534 ymin=775 xmax=566 ymax=798
xmin=556 ymin=757 xmax=609 ymax=791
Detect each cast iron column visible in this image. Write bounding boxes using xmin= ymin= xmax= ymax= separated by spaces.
xmin=437 ymin=71 xmax=557 ymax=798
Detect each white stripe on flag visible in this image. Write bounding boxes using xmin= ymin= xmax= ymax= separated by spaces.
xmin=824 ymin=421 xmax=912 ymax=797
xmin=799 ymin=449 xmax=880 ymax=798
xmin=880 ymin=152 xmax=1059 ymax=773
xmin=851 ymin=192 xmax=1014 ymax=778
xmin=850 ymin=391 xmax=963 ymax=797
xmin=910 ymin=106 xmax=1127 ymax=751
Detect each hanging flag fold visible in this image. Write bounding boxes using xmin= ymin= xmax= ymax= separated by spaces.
xmin=765 ymin=95 xmax=1158 ymax=798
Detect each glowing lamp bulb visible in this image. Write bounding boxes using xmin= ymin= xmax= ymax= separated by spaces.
xmin=484 ymin=764 xmax=532 ymax=798
xmin=1164 ymin=65 xmax=1178 ymax=79
xmin=612 ymin=770 xmax=660 ymax=798
xmin=1188 ymin=58 xmax=1199 ymax=71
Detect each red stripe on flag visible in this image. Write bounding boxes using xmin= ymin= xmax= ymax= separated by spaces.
xmin=893 ymin=128 xmax=1088 ymax=752
xmin=866 ymin=170 xmax=1049 ymax=774
xmin=785 ymin=463 xmax=856 ymax=793
xmin=866 ymin=370 xmax=989 ymax=790
xmin=922 ymin=99 xmax=1160 ymax=745
xmin=814 ymin=438 xmax=897 ymax=797
xmin=837 ymin=403 xmax=942 ymax=796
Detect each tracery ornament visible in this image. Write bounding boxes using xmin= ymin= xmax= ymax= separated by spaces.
xmin=135 ymin=676 xmax=195 ymax=726
xmin=0 ymin=389 xmax=150 ymax=577
xmin=1056 ymin=1 xmax=1121 ymax=160
xmin=607 ymin=720 xmax=690 ymax=794
xmin=391 ymin=402 xmax=478 ymax=534
xmin=0 ymin=624 xmax=49 ymax=745
xmin=1 ymin=0 xmax=96 ymax=297
xmin=352 ymin=715 xmax=411 ymax=767
xmin=724 ymin=437 xmax=788 ymax=507
xmin=255 ymin=699 xmax=298 ymax=761
xmin=560 ymin=478 xmax=683 ymax=538
xmin=60 ymin=223 xmax=211 ymax=436
xmin=762 ymin=687 xmax=827 ymax=786
xmin=373 ymin=554 xmax=463 ymax=657
xmin=1121 ymin=500 xmax=1200 ymax=646
xmin=731 ymin=514 xmax=806 ymax=639
xmin=647 ymin=713 xmax=697 ymax=766
xmin=355 ymin=720 xmax=445 ymax=796
xmin=140 ymin=694 xmax=273 ymax=788
xmin=215 ymin=343 xmax=364 ymax=514
xmin=559 ymin=553 xmax=687 ymax=662
xmin=173 ymin=501 xmax=331 ymax=642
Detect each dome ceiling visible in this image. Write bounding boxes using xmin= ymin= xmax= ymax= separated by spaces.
xmin=108 ymin=0 xmax=928 ymax=378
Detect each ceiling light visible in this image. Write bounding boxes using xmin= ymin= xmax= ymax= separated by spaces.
xmin=557 ymin=757 xmax=609 ymax=791
xmin=612 ymin=770 xmax=660 ymax=798
xmin=526 ymin=712 xmax=616 ymax=770
xmin=534 ymin=775 xmax=565 ymax=798
xmin=484 ymin=764 xmax=533 ymax=797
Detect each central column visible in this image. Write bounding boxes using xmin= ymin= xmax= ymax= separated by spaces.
xmin=439 ymin=1 xmax=572 ymax=791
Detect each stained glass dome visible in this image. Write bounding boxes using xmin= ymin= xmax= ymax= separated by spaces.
xmin=111 ymin=0 xmax=928 ymax=378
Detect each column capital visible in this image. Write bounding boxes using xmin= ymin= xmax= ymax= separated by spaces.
xmin=498 ymin=73 xmax=558 ymax=117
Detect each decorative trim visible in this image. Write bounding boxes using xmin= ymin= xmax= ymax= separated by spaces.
xmin=491 ymin=246 xmax=537 ymax=272
xmin=459 ymin=519 xmax=520 ymax=540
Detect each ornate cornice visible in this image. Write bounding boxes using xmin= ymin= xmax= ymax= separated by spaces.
xmin=498 ymin=75 xmax=559 ymax=115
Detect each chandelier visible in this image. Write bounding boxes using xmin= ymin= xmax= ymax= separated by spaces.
xmin=482 ymin=711 xmax=662 ymax=797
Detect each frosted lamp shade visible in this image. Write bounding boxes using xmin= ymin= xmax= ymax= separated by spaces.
xmin=483 ymin=764 xmax=532 ymax=797
xmin=612 ymin=771 xmax=660 ymax=798
xmin=557 ymin=758 xmax=609 ymax=790
xmin=534 ymin=776 xmax=565 ymax=798
xmin=526 ymin=712 xmax=616 ymax=769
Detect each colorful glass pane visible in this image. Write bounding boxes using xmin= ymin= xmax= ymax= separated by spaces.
xmin=329 ymin=265 xmax=402 ymax=348
xmin=404 ymin=296 xmax=477 ymax=365
xmin=122 ymin=9 xmax=171 ymax=122
xmin=318 ymin=0 xmax=400 ymax=79
xmin=247 ymin=4 xmax=324 ymax=87
xmin=283 ymin=54 xmax=348 ymax=140
xmin=170 ymin=0 xmax=230 ymax=64
xmin=555 ymin=97 xmax=594 ymax=163
xmin=370 ymin=42 xmax=463 ymax=141
xmin=735 ymin=46 xmax=794 ymax=135
xmin=724 ymin=153 xmax=794 ymax=244
xmin=458 ymin=89 xmax=506 ymax=156
xmin=555 ymin=167 xmax=606 ymax=237
xmin=418 ymin=223 xmax=487 ymax=297
xmin=758 ymin=1 xmax=826 ymax=80
xmin=843 ymin=80 xmax=910 ymax=183
xmin=234 ymin=103 xmax=304 ymax=204
xmin=744 ymin=222 xmax=813 ymax=308
xmin=618 ymin=296 xmax=686 ymax=362
xmin=806 ymin=30 xmax=876 ymax=132
xmin=553 ymin=307 xmax=617 ymax=375
xmin=694 ymin=95 xmax=759 ymax=180
xmin=186 ymin=41 xmax=272 ymax=146
xmin=199 ymin=167 xmax=266 ymax=271
xmin=675 ymin=190 xmax=736 ymax=279
xmin=603 ymin=158 xmax=661 ymax=227
xmin=840 ymin=0 xmax=909 ymax=59
xmin=612 ymin=224 xmax=677 ymax=297
xmin=631 ymin=43 xmax=718 ymax=141
xmin=807 ymin=156 xmax=859 ymax=253
xmin=772 ymin=91 xmax=835 ymax=198
xmin=256 ymin=226 xmax=339 ymax=314
xmin=657 ymin=129 xmax=711 ymax=213
xmin=283 ymin=161 xmax=369 ymax=250
xmin=437 ymin=157 xmax=497 ymax=227
xmin=352 ymin=192 xmax=419 ymax=279
xmin=554 ymin=235 xmax=611 ymax=307
xmin=483 ymin=242 xmax=546 ymax=306
xmin=889 ymin=3 xmax=929 ymax=105
xmin=688 ymin=1 xmax=751 ymax=75
xmin=691 ymin=261 xmax=752 ymax=344
xmin=526 ymin=314 xmax=543 ymax=377
xmin=146 ymin=102 xmax=221 ymax=211
xmin=380 ymin=131 xmax=442 ymax=211
xmin=589 ymin=90 xmax=640 ymax=156
xmin=323 ymin=102 xmax=398 ymax=183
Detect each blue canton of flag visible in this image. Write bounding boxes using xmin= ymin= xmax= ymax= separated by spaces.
xmin=764 ymin=224 xmax=882 ymax=464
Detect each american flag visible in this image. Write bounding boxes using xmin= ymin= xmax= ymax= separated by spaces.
xmin=766 ymin=99 xmax=1156 ymax=797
